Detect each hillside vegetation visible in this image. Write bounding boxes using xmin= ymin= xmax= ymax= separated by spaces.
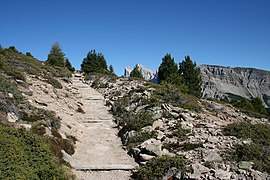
xmin=0 ymin=46 xmax=74 ymax=179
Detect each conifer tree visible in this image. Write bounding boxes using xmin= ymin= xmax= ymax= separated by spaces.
xmin=26 ymin=52 xmax=33 ymax=57
xmin=46 ymin=42 xmax=65 ymax=67
xmin=65 ymin=58 xmax=75 ymax=72
xmin=81 ymin=50 xmax=108 ymax=74
xmin=108 ymin=64 xmax=115 ymax=75
xmin=158 ymin=54 xmax=178 ymax=83
xmin=130 ymin=66 xmax=143 ymax=79
xmin=179 ymin=55 xmax=202 ymax=97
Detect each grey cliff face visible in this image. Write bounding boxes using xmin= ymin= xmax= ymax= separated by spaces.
xmin=124 ymin=66 xmax=132 ymax=77
xmin=200 ymin=65 xmax=270 ymax=107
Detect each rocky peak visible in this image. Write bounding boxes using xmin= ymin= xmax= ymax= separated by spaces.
xmin=200 ymin=64 xmax=270 ymax=107
xmin=124 ymin=64 xmax=156 ymax=81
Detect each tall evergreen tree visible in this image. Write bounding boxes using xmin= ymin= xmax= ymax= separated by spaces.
xmin=108 ymin=64 xmax=115 ymax=75
xmin=179 ymin=56 xmax=202 ymax=97
xmin=130 ymin=66 xmax=143 ymax=79
xmin=46 ymin=42 xmax=65 ymax=67
xmin=26 ymin=52 xmax=33 ymax=57
xmin=158 ymin=54 xmax=179 ymax=84
xmin=81 ymin=50 xmax=108 ymax=74
xmin=65 ymin=58 xmax=75 ymax=72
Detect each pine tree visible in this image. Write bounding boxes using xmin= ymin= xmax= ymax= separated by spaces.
xmin=158 ymin=54 xmax=179 ymax=84
xmin=26 ymin=52 xmax=33 ymax=57
xmin=81 ymin=50 xmax=108 ymax=74
xmin=130 ymin=66 xmax=143 ymax=79
xmin=46 ymin=42 xmax=65 ymax=67
xmin=108 ymin=64 xmax=115 ymax=75
xmin=65 ymin=58 xmax=75 ymax=72
xmin=179 ymin=56 xmax=202 ymax=97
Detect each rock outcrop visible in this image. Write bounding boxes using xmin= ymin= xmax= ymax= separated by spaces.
xmin=201 ymin=65 xmax=270 ymax=107
xmin=124 ymin=64 xmax=156 ymax=81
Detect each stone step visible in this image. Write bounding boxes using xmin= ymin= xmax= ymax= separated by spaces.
xmin=82 ymin=120 xmax=111 ymax=124
xmin=84 ymin=117 xmax=112 ymax=121
xmin=74 ymin=164 xmax=139 ymax=171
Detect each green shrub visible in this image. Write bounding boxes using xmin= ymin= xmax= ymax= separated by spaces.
xmin=21 ymin=107 xmax=61 ymax=130
xmin=0 ymin=125 xmax=67 ymax=179
xmin=171 ymin=124 xmax=191 ymax=141
xmin=152 ymin=83 xmax=201 ymax=111
xmin=164 ymin=142 xmax=202 ymax=153
xmin=0 ymin=74 xmax=23 ymax=103
xmin=127 ymin=131 xmax=157 ymax=150
xmin=46 ymin=77 xmax=63 ymax=89
xmin=5 ymin=68 xmax=26 ymax=81
xmin=112 ymin=96 xmax=131 ymax=118
xmin=31 ymin=123 xmax=46 ymax=136
xmin=137 ymin=155 xmax=186 ymax=180
xmin=231 ymin=97 xmax=269 ymax=119
xmin=223 ymin=122 xmax=270 ymax=145
xmin=223 ymin=122 xmax=270 ymax=173
xmin=126 ymin=111 xmax=154 ymax=131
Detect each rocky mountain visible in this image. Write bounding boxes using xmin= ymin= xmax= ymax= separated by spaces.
xmin=124 ymin=64 xmax=156 ymax=81
xmin=124 ymin=63 xmax=270 ymax=108
xmin=201 ymin=65 xmax=270 ymax=107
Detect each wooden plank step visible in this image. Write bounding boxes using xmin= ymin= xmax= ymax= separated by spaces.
xmin=74 ymin=164 xmax=139 ymax=171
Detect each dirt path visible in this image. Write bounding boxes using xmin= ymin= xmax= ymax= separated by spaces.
xmin=66 ymin=77 xmax=137 ymax=180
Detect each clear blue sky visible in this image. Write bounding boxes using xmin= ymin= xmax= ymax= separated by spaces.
xmin=1 ymin=0 xmax=270 ymax=75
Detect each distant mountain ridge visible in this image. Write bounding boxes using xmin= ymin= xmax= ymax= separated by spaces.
xmin=124 ymin=64 xmax=270 ymax=107
xmin=200 ymin=64 xmax=270 ymax=107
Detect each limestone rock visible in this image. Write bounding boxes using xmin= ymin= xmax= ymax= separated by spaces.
xmin=214 ymin=169 xmax=232 ymax=180
xmin=7 ymin=112 xmax=18 ymax=123
xmin=188 ymin=162 xmax=210 ymax=179
xmin=201 ymin=64 xmax=270 ymax=107
xmin=238 ymin=161 xmax=253 ymax=171
xmin=204 ymin=150 xmax=222 ymax=162
xmin=139 ymin=153 xmax=155 ymax=161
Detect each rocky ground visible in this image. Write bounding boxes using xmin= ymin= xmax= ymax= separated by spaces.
xmin=11 ymin=72 xmax=269 ymax=179
xmin=85 ymin=75 xmax=270 ymax=180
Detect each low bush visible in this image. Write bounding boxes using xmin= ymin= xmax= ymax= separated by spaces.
xmin=21 ymin=107 xmax=61 ymax=130
xmin=137 ymin=155 xmax=186 ymax=179
xmin=125 ymin=111 xmax=154 ymax=131
xmin=171 ymin=124 xmax=191 ymax=141
xmin=164 ymin=142 xmax=202 ymax=152
xmin=223 ymin=122 xmax=270 ymax=145
xmin=230 ymin=97 xmax=269 ymax=119
xmin=223 ymin=122 xmax=270 ymax=173
xmin=45 ymin=77 xmax=63 ymax=89
xmin=4 ymin=67 xmax=26 ymax=81
xmin=127 ymin=131 xmax=157 ymax=150
xmin=0 ymin=125 xmax=67 ymax=179
xmin=0 ymin=74 xmax=23 ymax=103
xmin=151 ymin=83 xmax=201 ymax=111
